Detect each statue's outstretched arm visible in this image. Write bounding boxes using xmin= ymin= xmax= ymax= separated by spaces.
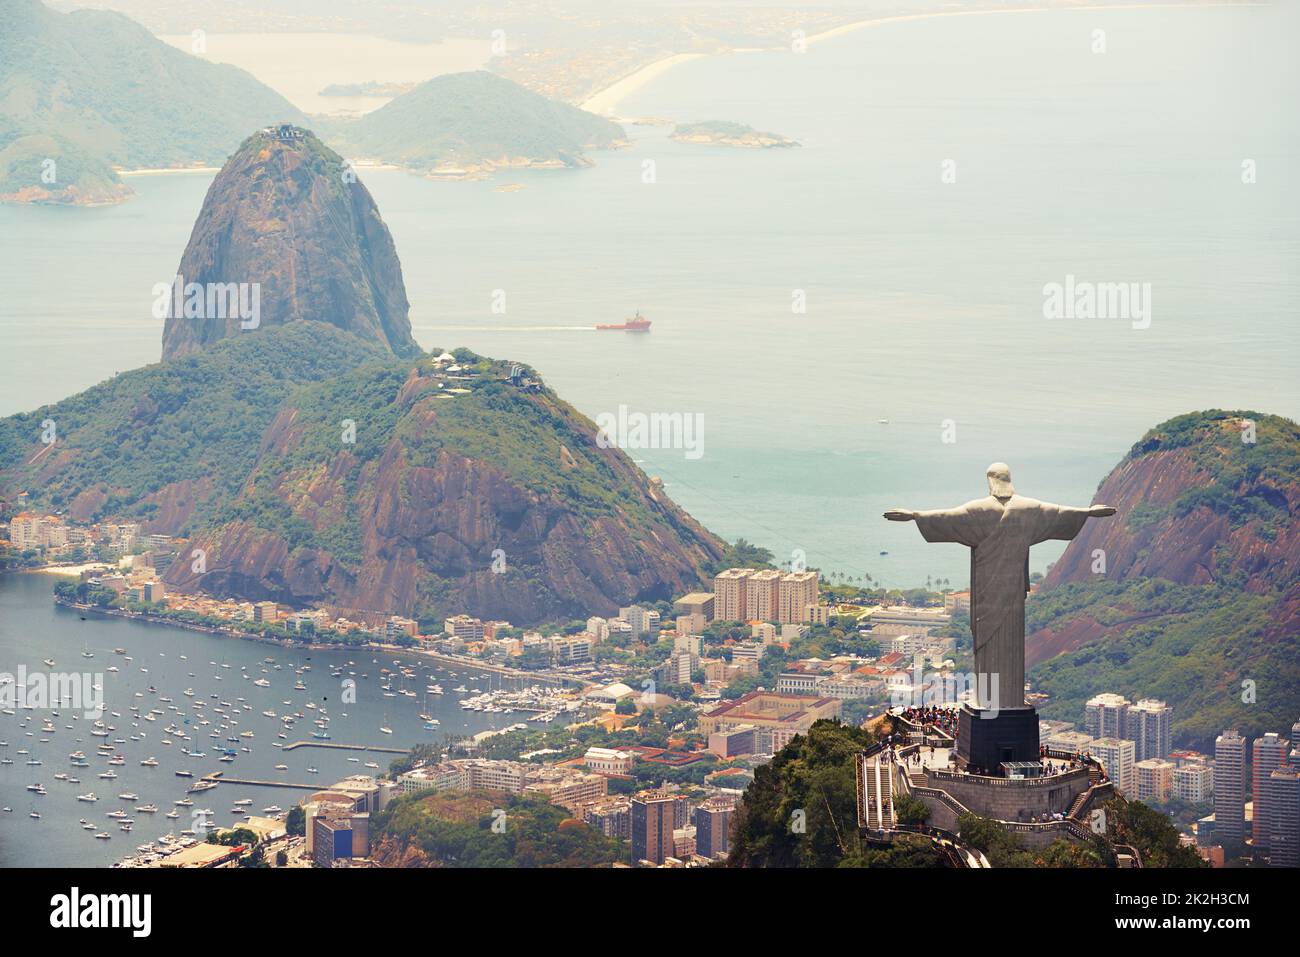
xmin=1032 ymin=502 xmax=1117 ymax=544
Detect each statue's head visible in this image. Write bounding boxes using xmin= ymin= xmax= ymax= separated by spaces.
xmin=986 ymin=462 xmax=1015 ymax=499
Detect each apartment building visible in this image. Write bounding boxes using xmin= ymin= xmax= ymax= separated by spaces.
xmin=443 ymin=615 xmax=485 ymax=641
xmin=523 ymin=767 xmax=609 ymax=812
xmin=1172 ymin=763 xmax=1214 ymax=804
xmin=1084 ymin=693 xmax=1131 ymax=740
xmin=713 ymin=568 xmax=753 ymax=622
xmin=1128 ymin=698 xmax=1173 ymax=761
xmin=1265 ymin=765 xmax=1300 ymax=868
xmin=674 ymin=591 xmax=715 ymax=621
xmin=385 ymin=616 xmax=418 ymax=639
xmin=1091 ymin=737 xmax=1136 ymax=795
xmin=1135 ymin=758 xmax=1176 ymax=803
xmin=579 ymin=796 xmax=632 ymax=840
xmin=1214 ymin=729 xmax=1247 ymax=846
xmin=694 ymin=797 xmax=736 ymax=860
xmin=1252 ymin=732 xmax=1291 ymax=850
xmin=632 ymin=791 xmax=684 ymax=866
xmin=746 ymin=569 xmax=782 ymax=622
xmin=777 ymin=571 xmax=819 ymax=624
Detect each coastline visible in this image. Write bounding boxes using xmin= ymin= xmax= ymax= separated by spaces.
xmin=802 ymin=2 xmax=1254 ymax=46
xmin=52 ymin=595 xmax=339 ymax=650
xmin=117 ymin=166 xmax=221 ymax=177
xmin=29 ymin=562 xmax=114 ymax=577
xmin=50 ymin=594 xmax=582 ymax=687
xmin=579 ymin=52 xmax=707 ymax=115
xmin=578 ymin=2 xmax=1258 ymax=116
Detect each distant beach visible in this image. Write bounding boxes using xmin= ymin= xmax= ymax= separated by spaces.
xmin=31 ymin=562 xmax=114 ymax=576
xmin=579 ymin=53 xmax=707 ymax=115
xmin=118 ymin=167 xmax=221 ymax=177
xmin=803 ymin=2 xmax=1253 ymax=46
xmin=578 ymin=2 xmax=1257 ymax=115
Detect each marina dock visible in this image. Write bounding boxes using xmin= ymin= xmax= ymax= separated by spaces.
xmin=281 ymin=741 xmax=409 ymax=754
xmin=199 ymin=772 xmax=319 ymax=790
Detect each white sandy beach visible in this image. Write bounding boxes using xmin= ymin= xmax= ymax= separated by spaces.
xmin=32 ymin=562 xmax=115 ymax=577
xmin=580 ymin=53 xmax=708 ymax=115
xmin=803 ymin=2 xmax=1248 ymax=46
xmin=118 ymin=167 xmax=221 ymax=177
xmin=578 ymin=2 xmax=1253 ymax=116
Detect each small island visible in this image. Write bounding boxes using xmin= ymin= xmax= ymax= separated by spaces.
xmin=0 ymin=134 xmax=133 ymax=207
xmin=324 ymin=71 xmax=629 ymax=182
xmin=670 ymin=120 xmax=799 ymax=149
xmin=319 ymin=81 xmax=419 ymax=98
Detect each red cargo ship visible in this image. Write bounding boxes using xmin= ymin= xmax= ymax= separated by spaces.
xmin=596 ymin=311 xmax=651 ymax=332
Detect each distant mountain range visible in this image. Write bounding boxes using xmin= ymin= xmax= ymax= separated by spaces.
xmin=1028 ymin=411 xmax=1300 ymax=749
xmin=0 ymin=0 xmax=304 ymax=204
xmin=1 ymin=2 xmax=624 ymax=204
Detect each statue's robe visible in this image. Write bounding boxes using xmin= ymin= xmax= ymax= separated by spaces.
xmin=913 ymin=495 xmax=1091 ymax=711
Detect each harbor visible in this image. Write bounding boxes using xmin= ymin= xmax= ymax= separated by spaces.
xmin=0 ymin=571 xmax=542 ymax=867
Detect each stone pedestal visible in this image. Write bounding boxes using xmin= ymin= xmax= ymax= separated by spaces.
xmin=955 ymin=704 xmax=1039 ymax=774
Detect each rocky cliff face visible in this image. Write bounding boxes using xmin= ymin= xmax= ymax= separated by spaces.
xmin=368 ymin=833 xmax=436 ymax=868
xmin=162 ymin=354 xmax=725 ymax=625
xmin=1028 ymin=410 xmax=1299 ymax=666
xmin=160 ymin=127 xmax=418 ymax=360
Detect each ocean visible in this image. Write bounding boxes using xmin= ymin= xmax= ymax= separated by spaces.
xmin=1 ymin=4 xmax=1296 ymax=591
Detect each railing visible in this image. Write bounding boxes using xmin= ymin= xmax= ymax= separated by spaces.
xmin=893 ymin=762 xmax=912 ymax=798
xmin=884 ymin=822 xmax=990 ymax=869
xmin=928 ymin=766 xmax=1091 ymax=789
xmin=1114 ymin=843 xmax=1144 ymax=868
xmin=1070 ymin=781 xmax=1107 ymax=820
xmin=996 ymin=818 xmax=1093 ymax=842
xmin=916 ymin=775 xmax=1101 ymax=847
xmin=913 ymin=785 xmax=971 ymax=820
xmin=890 ymin=710 xmax=958 ymax=744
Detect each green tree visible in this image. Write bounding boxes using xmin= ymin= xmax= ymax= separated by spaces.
xmin=894 ymin=794 xmax=931 ymax=827
xmin=728 ymin=720 xmax=878 ymax=868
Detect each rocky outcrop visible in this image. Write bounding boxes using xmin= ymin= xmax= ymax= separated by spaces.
xmin=1028 ymin=410 xmax=1299 ymax=666
xmin=162 ymin=358 xmax=725 ymax=625
xmin=160 ymin=127 xmax=418 ymax=360
xmin=369 ymin=833 xmax=437 ymax=868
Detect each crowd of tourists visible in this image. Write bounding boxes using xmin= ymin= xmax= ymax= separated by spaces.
xmin=898 ymin=705 xmax=959 ymax=737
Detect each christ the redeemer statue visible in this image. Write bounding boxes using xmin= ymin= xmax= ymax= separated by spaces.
xmin=885 ymin=463 xmax=1114 ymax=713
